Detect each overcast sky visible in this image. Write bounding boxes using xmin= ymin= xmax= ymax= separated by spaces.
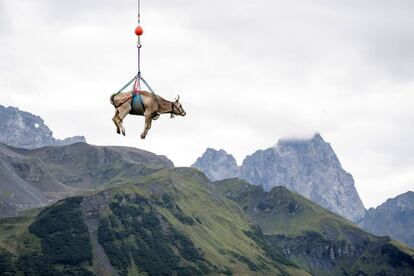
xmin=1 ymin=0 xmax=413 ymax=208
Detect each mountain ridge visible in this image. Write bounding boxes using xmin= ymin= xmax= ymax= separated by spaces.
xmin=0 ymin=142 xmax=173 ymax=217
xmin=192 ymin=148 xmax=240 ymax=181
xmin=213 ymin=177 xmax=414 ymax=275
xmin=1 ymin=168 xmax=413 ymax=275
xmin=359 ymin=191 xmax=414 ymax=248
xmin=0 ymin=105 xmax=86 ymax=149
xmin=192 ymin=133 xmax=366 ymax=221
xmin=0 ymin=168 xmax=310 ymax=276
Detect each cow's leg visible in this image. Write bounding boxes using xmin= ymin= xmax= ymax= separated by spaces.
xmin=140 ymin=115 xmax=153 ymax=139
xmin=117 ymin=102 xmax=132 ymax=136
xmin=140 ymin=106 xmax=158 ymax=139
xmin=112 ymin=111 xmax=121 ymax=134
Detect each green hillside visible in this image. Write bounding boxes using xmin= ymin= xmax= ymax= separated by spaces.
xmin=0 ymin=198 xmax=94 ymax=275
xmin=0 ymin=168 xmax=308 ymax=276
xmin=214 ymin=178 xmax=414 ymax=275
xmin=1 ymin=169 xmax=413 ymax=275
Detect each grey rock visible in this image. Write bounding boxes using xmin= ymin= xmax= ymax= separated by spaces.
xmin=0 ymin=105 xmax=86 ymax=149
xmin=241 ymin=134 xmax=366 ymax=222
xmin=192 ymin=148 xmax=240 ymax=181
xmin=193 ymin=133 xmax=366 ymax=222
xmin=359 ymin=191 xmax=414 ymax=248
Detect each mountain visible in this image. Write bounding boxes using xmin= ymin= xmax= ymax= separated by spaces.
xmin=1 ymin=168 xmax=413 ymax=276
xmin=241 ymin=134 xmax=366 ymax=222
xmin=192 ymin=148 xmax=240 ymax=181
xmin=0 ymin=142 xmax=173 ymax=217
xmin=214 ymin=178 xmax=414 ymax=276
xmin=359 ymin=191 xmax=414 ymax=248
xmin=0 ymin=168 xmax=309 ymax=276
xmin=192 ymin=134 xmax=366 ymax=222
xmin=0 ymin=105 xmax=86 ymax=149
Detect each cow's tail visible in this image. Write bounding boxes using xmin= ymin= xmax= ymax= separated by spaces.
xmin=110 ymin=92 xmax=118 ymax=107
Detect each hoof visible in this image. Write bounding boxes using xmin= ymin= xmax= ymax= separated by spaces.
xmin=116 ymin=129 xmax=120 ymax=134
xmin=122 ymin=131 xmax=126 ymax=136
xmin=140 ymin=134 xmax=146 ymax=139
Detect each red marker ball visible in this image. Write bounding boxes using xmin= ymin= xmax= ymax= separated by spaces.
xmin=135 ymin=26 xmax=144 ymax=36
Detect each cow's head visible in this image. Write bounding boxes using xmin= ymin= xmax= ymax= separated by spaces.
xmin=171 ymin=95 xmax=186 ymax=118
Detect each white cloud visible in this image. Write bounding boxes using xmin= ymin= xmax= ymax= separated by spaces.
xmin=0 ymin=0 xmax=413 ymax=208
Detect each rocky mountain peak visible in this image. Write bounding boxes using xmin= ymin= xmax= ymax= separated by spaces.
xmin=385 ymin=191 xmax=414 ymax=212
xmin=241 ymin=134 xmax=366 ymax=221
xmin=275 ymin=133 xmax=341 ymax=168
xmin=193 ymin=133 xmax=366 ymax=222
xmin=365 ymin=191 xmax=414 ymax=215
xmin=0 ymin=105 xmax=86 ymax=149
xmin=359 ymin=191 xmax=414 ymax=248
xmin=191 ymin=148 xmax=240 ymax=181
xmin=277 ymin=132 xmax=324 ymax=145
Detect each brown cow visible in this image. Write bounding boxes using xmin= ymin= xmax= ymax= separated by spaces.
xmin=110 ymin=90 xmax=186 ymax=139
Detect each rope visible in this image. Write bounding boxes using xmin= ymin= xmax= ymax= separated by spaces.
xmin=138 ymin=0 xmax=141 ymax=25
xmin=116 ymin=76 xmax=137 ymax=94
xmin=134 ymin=42 xmax=141 ymax=91
xmin=140 ymin=77 xmax=155 ymax=94
xmin=141 ymin=76 xmax=159 ymax=109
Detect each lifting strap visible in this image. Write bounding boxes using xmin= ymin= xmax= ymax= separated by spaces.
xmin=131 ymin=91 xmax=146 ymax=115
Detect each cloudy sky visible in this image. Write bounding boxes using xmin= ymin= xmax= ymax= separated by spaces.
xmin=1 ymin=0 xmax=413 ymax=208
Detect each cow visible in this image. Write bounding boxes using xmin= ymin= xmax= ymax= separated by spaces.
xmin=110 ymin=90 xmax=186 ymax=139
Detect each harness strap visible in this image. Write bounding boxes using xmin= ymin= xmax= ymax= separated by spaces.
xmin=132 ymin=91 xmax=146 ymax=113
xmin=117 ymin=76 xmax=137 ymax=95
xmin=141 ymin=77 xmax=159 ymax=109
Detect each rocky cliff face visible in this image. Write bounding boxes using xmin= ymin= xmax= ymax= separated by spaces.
xmin=241 ymin=134 xmax=366 ymax=222
xmin=0 ymin=105 xmax=86 ymax=149
xmin=191 ymin=148 xmax=240 ymax=181
xmin=192 ymin=134 xmax=366 ymax=222
xmin=359 ymin=191 xmax=414 ymax=248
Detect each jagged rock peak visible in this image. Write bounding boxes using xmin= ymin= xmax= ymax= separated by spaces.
xmin=381 ymin=191 xmax=414 ymax=211
xmin=191 ymin=148 xmax=240 ymax=181
xmin=0 ymin=105 xmax=86 ymax=149
xmin=277 ymin=132 xmax=324 ymax=145
xmin=240 ymin=133 xmax=366 ymax=222
xmin=191 ymin=134 xmax=367 ymax=221
xmin=359 ymin=191 xmax=414 ymax=248
xmin=273 ymin=133 xmax=341 ymax=167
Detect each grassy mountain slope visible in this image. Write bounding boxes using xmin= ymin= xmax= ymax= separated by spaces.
xmin=214 ymin=178 xmax=414 ymax=276
xmin=0 ymin=168 xmax=308 ymax=276
xmin=0 ymin=142 xmax=173 ymax=217
xmin=2 ymin=168 xmax=413 ymax=275
xmin=0 ymin=198 xmax=94 ymax=275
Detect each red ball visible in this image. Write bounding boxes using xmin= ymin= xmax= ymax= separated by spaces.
xmin=135 ymin=26 xmax=144 ymax=36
